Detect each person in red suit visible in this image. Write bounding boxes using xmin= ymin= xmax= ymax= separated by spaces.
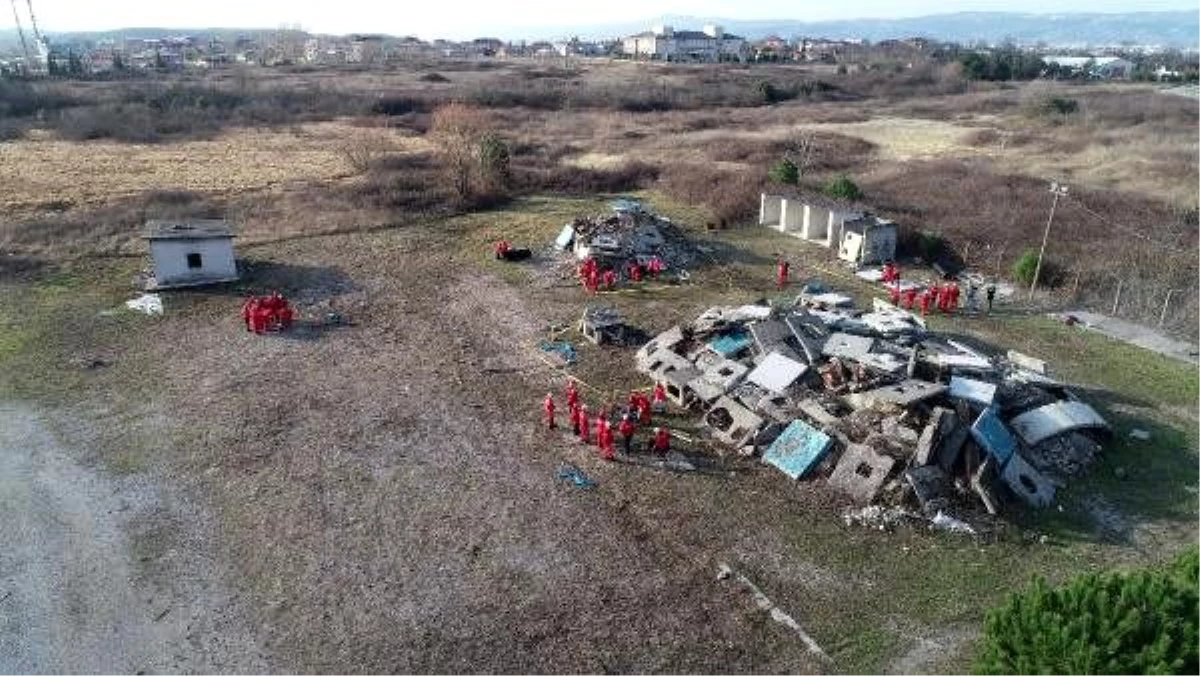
xmin=776 ymin=257 xmax=790 ymax=290
xmin=618 ymin=414 xmax=636 ymax=454
xmin=543 ymin=393 xmax=556 ymax=429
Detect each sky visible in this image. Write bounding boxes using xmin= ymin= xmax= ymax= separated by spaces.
xmin=3 ymin=0 xmax=1197 ymax=39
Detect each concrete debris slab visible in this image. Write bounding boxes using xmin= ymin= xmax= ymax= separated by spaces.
xmin=783 ymin=313 xmax=829 ymax=363
xmin=1129 ymin=428 xmax=1151 ymax=441
xmin=1009 ymin=401 xmax=1110 ymax=446
xmin=1006 ymin=350 xmax=1047 ymax=375
xmin=822 ymin=333 xmax=876 ymax=360
xmin=554 ymin=223 xmax=576 ymax=251
xmin=640 ymin=346 xmax=693 ymax=379
xmin=797 ymin=399 xmax=840 ymax=427
xmin=750 ymin=320 xmax=794 ymax=354
xmin=856 ymin=268 xmax=885 ymax=282
xmin=854 ymin=351 xmax=908 ymax=375
xmin=659 ymin=366 xmax=704 ymax=408
xmin=579 ymin=305 xmax=625 ymax=345
xmin=704 ymin=396 xmax=765 ymax=448
xmin=1001 ymin=452 xmax=1056 ymax=507
xmin=747 ymin=351 xmax=809 ymax=395
xmin=847 ymin=379 xmax=948 ymax=410
xmin=730 ymin=305 xmax=774 ymax=322
xmin=636 ymin=326 xmax=685 ymax=372
xmin=708 ymin=331 xmax=752 ymax=359
xmin=930 ymin=510 xmax=976 ymax=535
xmin=904 ymin=465 xmax=954 ymax=515
xmin=936 ymin=339 xmax=993 ymax=371
xmin=971 ymin=456 xmax=1003 ymax=515
xmin=762 ymin=419 xmax=833 ymax=480
xmin=914 ymin=407 xmax=952 ymax=466
xmin=807 ymin=292 xmax=855 ymax=308
xmin=688 ymin=356 xmax=750 ymax=403
xmin=632 ymin=223 xmax=665 ymax=253
xmin=934 ymin=413 xmax=969 ymax=472
xmin=871 ymin=298 xmax=927 ymax=329
xmin=881 ymin=416 xmax=920 ymax=446
xmin=753 ymin=392 xmax=800 ymax=425
xmin=970 ymin=406 xmax=1018 ymax=467
xmin=829 ymin=444 xmax=895 ymax=503
xmin=949 ymin=376 xmax=998 ymax=406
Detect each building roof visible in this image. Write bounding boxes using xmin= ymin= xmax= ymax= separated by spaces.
xmin=143 ymin=219 xmax=234 ymax=240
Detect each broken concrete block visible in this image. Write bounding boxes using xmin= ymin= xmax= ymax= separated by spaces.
xmin=687 ymin=356 xmax=749 ymax=403
xmin=949 ymin=376 xmax=998 ymax=407
xmin=1001 ymin=452 xmax=1056 ymax=507
xmin=797 ymin=398 xmax=840 ymax=428
xmin=746 ymin=351 xmax=809 ymax=395
xmin=881 ymin=416 xmax=920 ymax=447
xmin=971 ymin=456 xmax=1003 ymax=515
xmin=828 ymin=444 xmax=896 ymax=503
xmin=1006 ymin=349 xmax=1047 ymax=375
xmin=749 ymin=320 xmax=793 ymax=355
xmin=762 ymin=419 xmax=833 ymax=480
xmin=904 ymin=465 xmax=954 ymax=516
xmin=704 ymin=396 xmax=764 ymax=448
xmin=914 ymin=407 xmax=953 ymax=466
xmin=636 ymin=326 xmax=685 ymax=372
xmin=1009 ymin=400 xmax=1110 ymax=446
xmin=969 ymin=406 xmax=1017 ymax=467
xmin=579 ymin=306 xmax=625 ymax=345
xmin=659 ymin=366 xmax=703 ymax=408
xmin=640 ymin=346 xmax=694 ymax=379
xmin=846 ymin=379 xmax=948 ymax=411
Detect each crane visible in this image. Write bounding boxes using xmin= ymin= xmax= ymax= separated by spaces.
xmin=10 ymin=0 xmax=31 ymax=70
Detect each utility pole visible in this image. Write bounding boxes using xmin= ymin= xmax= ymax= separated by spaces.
xmin=1029 ymin=181 xmax=1068 ymax=302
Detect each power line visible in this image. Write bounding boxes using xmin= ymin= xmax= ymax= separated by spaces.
xmin=1063 ymin=195 xmax=1189 ymax=251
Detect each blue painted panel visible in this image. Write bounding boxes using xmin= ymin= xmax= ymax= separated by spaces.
xmin=970 ymin=406 xmax=1017 ymax=467
xmin=709 ymin=331 xmax=751 ymax=358
xmin=763 ymin=420 xmax=832 ymax=480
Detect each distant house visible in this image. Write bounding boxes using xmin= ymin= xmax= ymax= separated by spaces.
xmin=348 ymin=34 xmax=384 ymax=64
xmin=759 ymin=192 xmax=897 ymax=266
xmin=143 ymin=220 xmax=238 ymax=290
xmin=621 ymin=25 xmax=747 ymax=62
xmin=1043 ymin=55 xmax=1133 ymax=79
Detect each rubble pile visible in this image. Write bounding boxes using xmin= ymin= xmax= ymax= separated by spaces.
xmin=635 ymin=287 xmax=1112 ymax=530
xmin=555 ymin=199 xmax=702 ymax=276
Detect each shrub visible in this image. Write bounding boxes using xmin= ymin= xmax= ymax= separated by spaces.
xmin=974 ymin=547 xmax=1199 ymax=675
xmin=477 ymin=133 xmax=511 ymax=195
xmin=1012 ymin=249 xmax=1041 ymax=286
xmin=768 ymin=158 xmax=799 ymax=185
xmin=824 ymin=175 xmax=862 ymax=201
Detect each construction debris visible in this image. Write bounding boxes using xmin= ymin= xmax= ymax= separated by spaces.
xmin=628 ymin=278 xmax=1112 ymax=531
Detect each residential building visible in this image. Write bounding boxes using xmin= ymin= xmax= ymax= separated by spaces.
xmin=621 ymin=25 xmax=747 ymax=62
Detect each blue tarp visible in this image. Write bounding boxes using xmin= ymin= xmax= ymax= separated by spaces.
xmin=970 ymin=406 xmax=1017 ymax=467
xmin=709 ymin=330 xmax=751 ymax=358
xmin=762 ymin=419 xmax=833 ymax=480
xmin=540 ymin=340 xmax=578 ymax=365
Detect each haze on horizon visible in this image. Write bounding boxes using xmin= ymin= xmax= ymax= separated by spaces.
xmin=3 ymin=0 xmax=1196 ymax=40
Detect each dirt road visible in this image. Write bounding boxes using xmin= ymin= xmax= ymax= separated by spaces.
xmin=0 ymin=403 xmax=267 ymax=674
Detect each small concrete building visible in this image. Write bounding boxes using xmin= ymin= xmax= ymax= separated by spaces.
xmin=838 ymin=214 xmax=898 ymax=266
xmin=143 ymin=219 xmax=238 ymax=289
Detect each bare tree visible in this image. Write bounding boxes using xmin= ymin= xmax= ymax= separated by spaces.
xmin=429 ymin=103 xmax=491 ymax=200
xmin=784 ymin=129 xmax=819 ymax=183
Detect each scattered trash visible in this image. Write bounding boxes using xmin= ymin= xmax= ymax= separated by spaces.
xmin=540 ymin=340 xmax=578 ymax=366
xmin=556 ymin=463 xmax=597 ymax=489
xmin=842 ymin=505 xmax=919 ymax=531
xmin=930 ymin=510 xmax=977 ymax=535
xmin=125 ymin=293 xmax=163 ymax=316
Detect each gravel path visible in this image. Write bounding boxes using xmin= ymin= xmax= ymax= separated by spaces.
xmin=0 ymin=402 xmax=267 ymax=674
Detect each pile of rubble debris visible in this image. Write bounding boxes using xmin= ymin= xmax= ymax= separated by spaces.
xmin=634 ymin=285 xmax=1111 ymax=530
xmin=553 ymin=198 xmax=702 ymax=277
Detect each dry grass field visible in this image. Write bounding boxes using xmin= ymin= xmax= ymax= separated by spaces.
xmin=1 ymin=58 xmax=1196 ymax=674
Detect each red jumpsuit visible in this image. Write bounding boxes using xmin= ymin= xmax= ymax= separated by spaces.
xmin=919 ymin=289 xmax=932 ymax=316
xmin=566 ymin=381 xmax=579 ymax=411
xmin=494 ymin=240 xmax=510 ymax=259
xmin=618 ymin=416 xmax=635 ymax=454
xmin=889 ymin=283 xmax=901 ymax=306
xmin=653 ymin=427 xmax=670 ymax=455
xmin=543 ymin=394 xmax=556 ymax=429
xmin=279 ymin=303 xmax=294 ymax=329
xmin=599 ymin=425 xmax=615 ymax=461
xmin=602 ymin=269 xmax=617 ymax=290
xmin=629 ymin=263 xmax=642 ymax=283
xmin=636 ymin=394 xmax=652 ymax=425
xmin=586 ymin=268 xmax=600 ymax=294
xmin=569 ymin=404 xmax=581 ymax=435
xmin=902 ymin=288 xmax=918 ymax=310
xmin=252 ymin=305 xmax=271 ymax=334
xmin=777 ymin=259 xmax=790 ymax=290
xmin=578 ymin=408 xmax=591 ymax=444
xmin=652 ymin=383 xmax=667 ymax=412
xmin=947 ymin=284 xmax=960 ymax=313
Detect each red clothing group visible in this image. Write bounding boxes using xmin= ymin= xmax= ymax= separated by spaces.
xmin=241 ymin=292 xmax=294 ymax=335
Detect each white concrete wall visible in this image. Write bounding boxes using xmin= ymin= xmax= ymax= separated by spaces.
xmin=150 ymin=237 xmax=237 ymax=286
xmin=780 ymin=199 xmax=803 ymax=234
xmin=759 ymin=194 xmax=783 ymax=227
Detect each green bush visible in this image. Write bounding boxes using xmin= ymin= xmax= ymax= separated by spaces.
xmin=768 ymin=158 xmax=799 ymax=185
xmin=1012 ymin=249 xmax=1041 ymax=286
xmin=824 ymin=175 xmax=862 ymax=201
xmin=974 ymin=547 xmax=1199 ymax=675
